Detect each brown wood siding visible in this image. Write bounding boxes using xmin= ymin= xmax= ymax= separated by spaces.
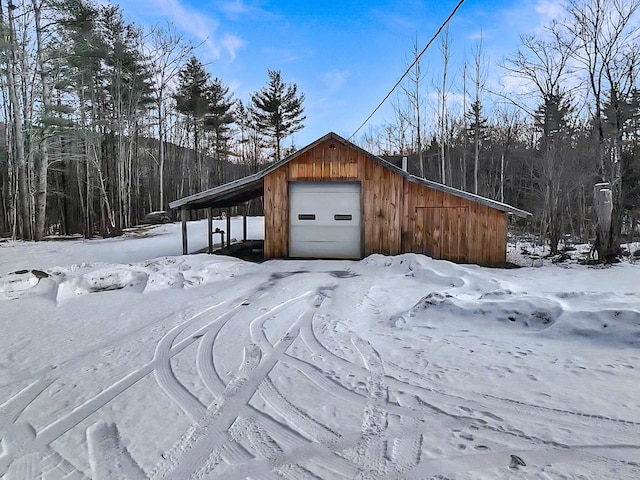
xmin=263 ymin=166 xmax=289 ymax=258
xmin=402 ymin=178 xmax=507 ymax=265
xmin=264 ymin=137 xmax=507 ymax=265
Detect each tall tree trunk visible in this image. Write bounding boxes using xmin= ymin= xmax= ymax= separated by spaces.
xmin=462 ymin=63 xmax=468 ymax=191
xmin=439 ymin=29 xmax=450 ymax=185
xmin=4 ymin=1 xmax=31 ymax=239
xmin=32 ymin=0 xmax=50 ymax=240
xmin=594 ymin=182 xmax=614 ymax=260
xmin=158 ymin=98 xmax=165 ymax=209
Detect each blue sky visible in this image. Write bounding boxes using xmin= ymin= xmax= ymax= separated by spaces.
xmin=109 ymin=0 xmax=562 ymax=147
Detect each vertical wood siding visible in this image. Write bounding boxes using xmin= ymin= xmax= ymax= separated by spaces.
xmin=264 ymin=138 xmax=507 ymax=265
xmin=263 ymin=166 xmax=289 ymax=258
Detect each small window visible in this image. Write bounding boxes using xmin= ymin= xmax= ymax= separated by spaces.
xmin=298 ymin=214 xmax=316 ymax=220
xmin=334 ymin=214 xmax=352 ymax=221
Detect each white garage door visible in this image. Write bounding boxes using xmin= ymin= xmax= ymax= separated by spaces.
xmin=289 ymin=182 xmax=361 ymax=258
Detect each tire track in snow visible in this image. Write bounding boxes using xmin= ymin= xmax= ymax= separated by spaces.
xmin=0 ymin=379 xmax=54 ymax=476
xmin=195 ymin=317 xmax=232 ymax=399
xmin=152 ymin=291 xmax=320 ymax=479
xmin=295 ymin=326 xmax=431 ymax=418
xmin=229 ymin=415 xmax=282 ymax=463
xmin=195 ymin=286 xmax=296 ymax=401
xmin=153 ymin=318 xmax=209 ymax=421
xmin=274 ymin=463 xmax=322 ymax=479
xmin=4 ymin=445 xmax=90 ymax=480
xmin=154 ymin=299 xmax=254 ymax=421
xmin=0 ymin=378 xmax=53 ymax=424
xmin=387 ymin=395 xmax=424 ymax=475
xmin=214 ymin=417 xmax=360 ymax=480
xmin=157 ymin=288 xmax=374 ymax=480
xmin=256 ymin=377 xmax=340 ymax=443
xmin=347 ymin=337 xmax=389 ymax=478
xmin=40 ymin=446 xmax=90 ymax=480
xmin=256 ymin=306 xmax=427 ymax=479
xmin=2 ymin=277 xmax=312 ymax=478
xmin=2 ymin=300 xmax=234 ymax=470
xmin=385 ymin=359 xmax=640 ymax=447
xmin=87 ymin=421 xmax=146 ymax=480
xmin=248 ymin=290 xmax=317 ymax=355
xmin=160 ymin=303 xmax=320 ymax=480
xmin=217 ymin=402 xmax=465 ymax=480
xmin=3 ymin=453 xmax=39 ymax=480
xmin=245 ymin=408 xmax=361 ymax=479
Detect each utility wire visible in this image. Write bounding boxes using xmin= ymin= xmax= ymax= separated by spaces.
xmin=349 ymin=0 xmax=466 ymax=140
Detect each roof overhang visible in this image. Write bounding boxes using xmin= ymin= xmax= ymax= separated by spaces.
xmin=168 ymin=171 xmax=265 ymax=210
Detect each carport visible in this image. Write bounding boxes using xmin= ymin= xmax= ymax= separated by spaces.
xmin=168 ymin=172 xmax=265 ymax=255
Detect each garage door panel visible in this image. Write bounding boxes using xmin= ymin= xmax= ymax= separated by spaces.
xmin=289 ymin=241 xmax=361 ymax=258
xmin=291 ymin=214 xmax=359 ymax=227
xmin=291 ymin=225 xmax=361 ymax=242
xmin=289 ymin=182 xmax=361 ymax=258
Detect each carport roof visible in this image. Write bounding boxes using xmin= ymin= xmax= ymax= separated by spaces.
xmin=168 ymin=171 xmax=265 ymax=210
xmin=169 ymin=132 xmax=531 ymax=218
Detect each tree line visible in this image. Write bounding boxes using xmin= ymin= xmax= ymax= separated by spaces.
xmin=0 ymin=0 xmax=305 ymax=240
xmin=360 ymin=0 xmax=640 ymax=259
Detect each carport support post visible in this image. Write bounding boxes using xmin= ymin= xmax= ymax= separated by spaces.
xmin=226 ymin=209 xmax=231 ymax=247
xmin=181 ymin=208 xmax=188 ymax=255
xmin=243 ymin=205 xmax=247 ymax=242
xmin=207 ymin=207 xmax=213 ymax=254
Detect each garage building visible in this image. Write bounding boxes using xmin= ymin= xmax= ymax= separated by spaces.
xmin=170 ymin=132 xmax=530 ymax=266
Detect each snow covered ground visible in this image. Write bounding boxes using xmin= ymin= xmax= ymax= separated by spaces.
xmin=1 ymin=218 xmax=639 ymax=479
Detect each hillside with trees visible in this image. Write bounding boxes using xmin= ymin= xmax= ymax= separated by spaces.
xmin=0 ymin=0 xmax=305 ymax=239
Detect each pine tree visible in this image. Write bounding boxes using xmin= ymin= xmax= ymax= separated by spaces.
xmin=203 ymin=77 xmax=234 ymax=184
xmin=251 ymin=70 xmax=305 ymax=161
xmin=465 ymin=99 xmax=488 ymax=194
xmin=534 ymin=91 xmax=572 ymax=142
xmin=174 ymin=56 xmax=211 ymax=121
xmin=174 ymin=57 xmax=211 ymax=189
xmin=58 ymin=0 xmax=109 ymax=237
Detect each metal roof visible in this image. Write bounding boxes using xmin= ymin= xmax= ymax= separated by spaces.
xmin=169 ymin=171 xmax=265 ymax=209
xmin=169 ymin=132 xmax=531 ymax=218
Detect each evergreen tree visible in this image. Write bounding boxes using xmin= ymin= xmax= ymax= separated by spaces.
xmin=58 ymin=0 xmax=109 ymax=237
xmin=203 ymin=77 xmax=234 ymax=184
xmin=534 ymin=91 xmax=572 ymax=142
xmin=251 ymin=70 xmax=305 ymax=161
xmin=174 ymin=56 xmax=211 ymax=121
xmin=465 ymin=99 xmax=488 ymax=194
xmin=235 ymin=100 xmax=265 ymax=174
xmin=174 ymin=57 xmax=212 ymax=188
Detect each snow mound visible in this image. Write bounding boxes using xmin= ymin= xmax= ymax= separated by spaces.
xmin=397 ymin=290 xmax=562 ymax=332
xmin=544 ymin=309 xmax=640 ymax=347
xmin=392 ymin=284 xmax=640 ymax=347
xmin=0 ymin=254 xmax=261 ymax=304
xmin=0 ymin=269 xmax=57 ymax=301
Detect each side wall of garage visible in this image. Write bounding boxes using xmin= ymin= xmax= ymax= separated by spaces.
xmin=401 ymin=180 xmax=507 ymax=266
xmin=263 ymin=138 xmax=507 ymax=265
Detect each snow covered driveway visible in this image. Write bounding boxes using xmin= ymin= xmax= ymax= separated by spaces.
xmin=1 ymin=224 xmax=640 ymax=479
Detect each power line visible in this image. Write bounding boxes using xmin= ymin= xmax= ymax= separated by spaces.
xmin=349 ymin=0 xmax=466 ymax=140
